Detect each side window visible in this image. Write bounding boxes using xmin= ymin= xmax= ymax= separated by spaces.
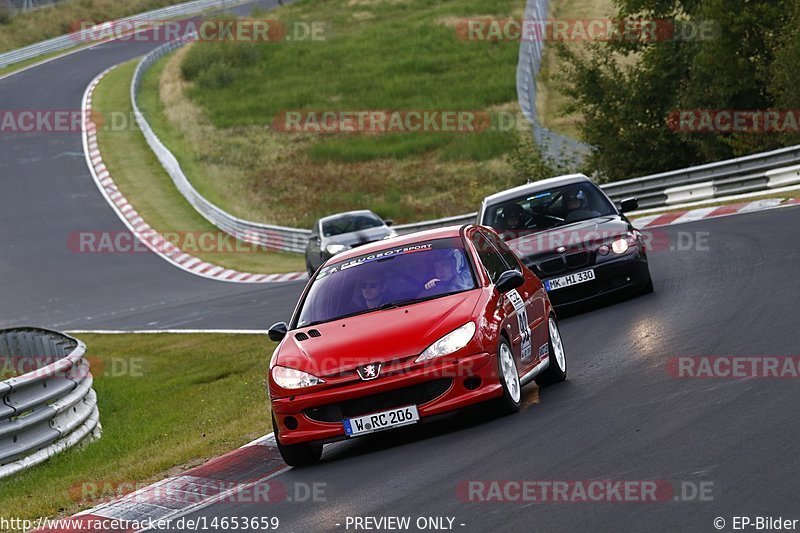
xmin=471 ymin=233 xmax=508 ymax=284
xmin=484 ymin=231 xmax=522 ymax=271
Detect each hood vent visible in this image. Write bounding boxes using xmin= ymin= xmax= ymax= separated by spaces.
xmin=295 ymin=332 xmax=309 ymax=341
xmin=308 ymin=329 xmax=322 ymax=338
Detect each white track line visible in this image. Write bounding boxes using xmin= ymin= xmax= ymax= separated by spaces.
xmin=80 ymin=69 xmax=306 ymax=284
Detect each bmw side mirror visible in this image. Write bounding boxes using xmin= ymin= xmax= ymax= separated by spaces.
xmin=268 ymin=322 xmax=288 ymax=342
xmin=383 ymin=219 xmax=394 ymax=227
xmin=496 ymin=270 xmax=524 ymax=293
xmin=619 ymin=197 xmax=639 ymax=213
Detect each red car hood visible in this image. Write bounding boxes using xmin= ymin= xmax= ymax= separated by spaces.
xmin=276 ymin=290 xmax=483 ymax=377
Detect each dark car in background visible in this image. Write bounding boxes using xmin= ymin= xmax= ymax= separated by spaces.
xmin=478 ymin=174 xmax=653 ymax=309
xmin=305 ymin=210 xmax=396 ymax=277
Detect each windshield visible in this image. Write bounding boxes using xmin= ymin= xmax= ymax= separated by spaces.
xmin=322 ymin=213 xmax=385 ymax=237
xmin=295 ymin=237 xmax=476 ymax=327
xmin=483 ymin=182 xmax=617 ymax=240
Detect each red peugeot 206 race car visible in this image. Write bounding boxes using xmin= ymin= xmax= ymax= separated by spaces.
xmin=266 ymin=225 xmax=568 ymax=466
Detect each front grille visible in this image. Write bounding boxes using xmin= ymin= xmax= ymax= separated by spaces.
xmin=539 ymin=258 xmax=565 ymax=275
xmin=565 ymin=251 xmax=590 ymax=268
xmin=304 ymin=379 xmax=453 ymax=423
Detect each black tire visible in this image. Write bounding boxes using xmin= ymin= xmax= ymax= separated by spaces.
xmin=535 ymin=315 xmax=567 ymax=387
xmin=273 ymin=414 xmax=322 ymax=467
xmin=493 ymin=336 xmax=522 ymax=415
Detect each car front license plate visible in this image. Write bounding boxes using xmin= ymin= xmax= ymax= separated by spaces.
xmin=343 ymin=405 xmax=420 ymax=437
xmin=545 ymin=269 xmax=596 ymax=291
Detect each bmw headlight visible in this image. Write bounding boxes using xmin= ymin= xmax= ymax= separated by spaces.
xmin=326 ymin=244 xmax=348 ymax=255
xmin=415 ymin=322 xmax=476 ymax=363
xmin=610 ymin=231 xmax=638 ymax=255
xmin=271 ymin=366 xmax=325 ymax=389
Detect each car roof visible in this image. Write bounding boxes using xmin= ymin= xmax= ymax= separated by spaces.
xmin=318 ymin=210 xmax=380 ymax=224
xmin=328 ymin=225 xmax=467 ymax=265
xmin=481 ymin=174 xmax=593 ymax=207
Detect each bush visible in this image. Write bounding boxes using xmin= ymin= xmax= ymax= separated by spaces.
xmin=0 ymin=5 xmax=12 ymax=25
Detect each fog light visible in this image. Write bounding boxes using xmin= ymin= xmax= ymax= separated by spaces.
xmin=284 ymin=416 xmax=299 ymax=430
xmin=598 ymin=244 xmax=610 ymax=256
xmin=464 ymin=376 xmax=481 ymax=390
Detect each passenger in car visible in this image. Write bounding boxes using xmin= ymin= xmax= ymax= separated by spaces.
xmin=423 ymin=250 xmax=472 ymax=294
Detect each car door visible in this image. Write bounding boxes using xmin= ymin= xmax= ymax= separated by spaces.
xmin=479 ymin=229 xmax=548 ymax=376
xmin=470 ymin=231 xmax=530 ymax=376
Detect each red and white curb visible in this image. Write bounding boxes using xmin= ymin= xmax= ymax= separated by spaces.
xmin=81 ymin=67 xmax=306 ymax=284
xmin=631 ymin=198 xmax=800 ymax=229
xmin=35 ymin=433 xmax=288 ymax=533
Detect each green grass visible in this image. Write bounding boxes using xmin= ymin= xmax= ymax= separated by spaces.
xmin=137 ymin=0 xmax=535 ymax=227
xmin=94 ymin=60 xmax=305 ymax=274
xmin=0 ymin=333 xmax=275 ymax=521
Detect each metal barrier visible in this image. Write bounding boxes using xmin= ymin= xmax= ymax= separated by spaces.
xmin=0 ymin=328 xmax=100 ymax=479
xmin=516 ymin=0 xmax=591 ymax=164
xmin=131 ymin=39 xmax=800 ymax=252
xmin=600 ymin=145 xmax=800 ymax=208
xmin=0 ymin=0 xmax=253 ymax=69
xmin=131 ymin=39 xmax=312 ymax=253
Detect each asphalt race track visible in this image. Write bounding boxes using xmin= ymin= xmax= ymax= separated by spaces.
xmin=3 ymin=1 xmax=800 ymax=531
xmin=0 ymin=0 xmax=305 ymax=332
xmin=165 ymin=206 xmax=799 ymax=532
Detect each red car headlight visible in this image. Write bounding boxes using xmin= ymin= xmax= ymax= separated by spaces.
xmin=415 ymin=322 xmax=476 ymax=363
xmin=271 ymin=365 xmax=326 ymax=389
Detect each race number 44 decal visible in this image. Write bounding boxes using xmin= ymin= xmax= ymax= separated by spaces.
xmin=507 ymin=289 xmax=532 ymax=361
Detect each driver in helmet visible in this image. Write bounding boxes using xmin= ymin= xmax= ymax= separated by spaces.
xmin=563 ymin=189 xmax=591 ymax=221
xmin=499 ymin=203 xmax=528 ymax=240
xmin=423 ymin=249 xmax=472 ymax=293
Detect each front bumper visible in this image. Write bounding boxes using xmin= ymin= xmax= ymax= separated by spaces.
xmin=271 ymin=352 xmax=502 ymax=445
xmin=543 ymin=251 xmax=651 ymax=308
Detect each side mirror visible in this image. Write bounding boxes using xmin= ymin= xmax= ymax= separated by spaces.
xmin=619 ymin=197 xmax=639 ymax=213
xmin=383 ymin=219 xmax=394 ymax=227
xmin=496 ymin=270 xmax=524 ymax=293
xmin=268 ymin=322 xmax=288 ymax=342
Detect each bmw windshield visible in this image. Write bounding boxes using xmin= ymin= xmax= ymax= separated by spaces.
xmin=295 ymin=238 xmax=477 ymax=328
xmin=484 ymin=182 xmax=617 ymax=240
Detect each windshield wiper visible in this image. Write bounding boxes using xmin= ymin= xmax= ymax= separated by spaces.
xmin=377 ymin=296 xmax=439 ymax=311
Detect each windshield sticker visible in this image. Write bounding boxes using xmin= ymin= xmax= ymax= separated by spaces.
xmin=319 ymin=243 xmax=434 ymax=277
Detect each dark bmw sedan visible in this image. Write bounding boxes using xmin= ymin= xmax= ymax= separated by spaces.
xmin=478 ymin=174 xmax=653 ymax=308
xmin=305 ymin=210 xmax=396 ymax=276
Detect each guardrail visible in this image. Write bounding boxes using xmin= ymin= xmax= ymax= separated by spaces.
xmin=0 ymin=0 xmax=253 ymax=69
xmin=0 ymin=328 xmax=100 ymax=479
xmin=132 ymin=39 xmax=313 ymax=253
xmin=131 ymin=40 xmax=800 ymax=252
xmin=600 ymin=145 xmax=800 ymax=209
xmin=516 ymin=0 xmax=590 ymax=165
